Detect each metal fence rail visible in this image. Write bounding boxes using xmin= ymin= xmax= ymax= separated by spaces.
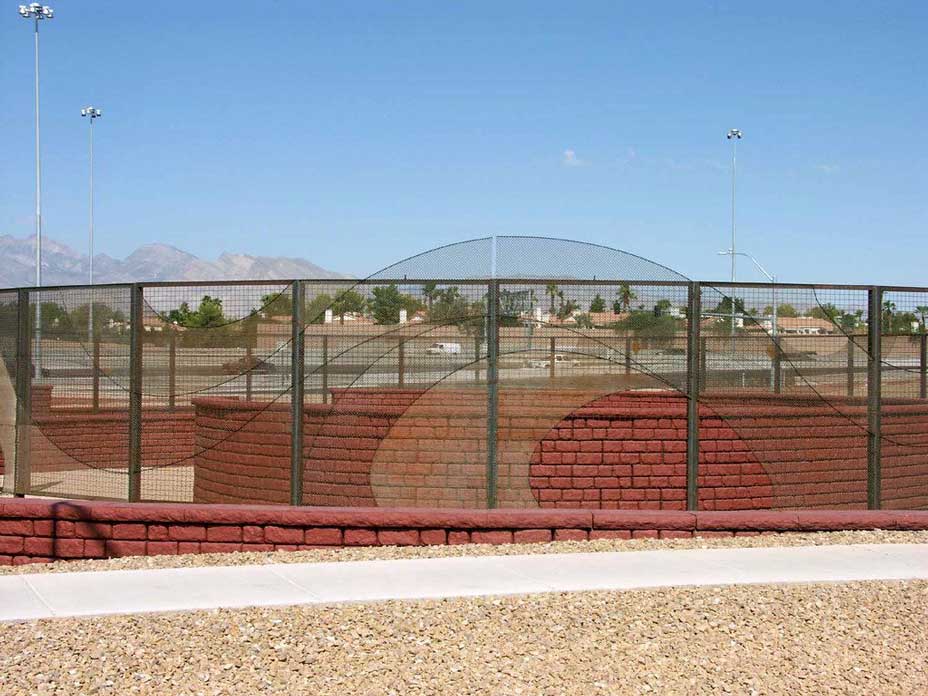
xmin=1 ymin=277 xmax=926 ymax=511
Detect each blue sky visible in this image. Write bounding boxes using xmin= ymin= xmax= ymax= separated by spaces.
xmin=1 ymin=1 xmax=925 ymax=283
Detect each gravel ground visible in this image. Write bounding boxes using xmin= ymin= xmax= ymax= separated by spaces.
xmin=2 ymin=529 xmax=926 ymax=575
xmin=0 ymin=580 xmax=924 ymax=695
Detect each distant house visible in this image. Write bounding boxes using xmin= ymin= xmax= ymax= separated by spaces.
xmin=751 ymin=316 xmax=836 ymax=335
xmin=143 ymin=315 xmax=173 ymax=333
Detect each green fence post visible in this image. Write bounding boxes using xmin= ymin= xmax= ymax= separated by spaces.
xmin=321 ymin=335 xmax=329 ymax=404
xmin=920 ymin=333 xmax=927 ymax=400
xmin=486 ymin=281 xmax=499 ymax=509
xmin=846 ymin=337 xmax=855 ymax=397
xmin=398 ymin=339 xmax=405 ymax=388
xmin=549 ymin=336 xmax=556 ymax=381
xmin=244 ymin=343 xmax=253 ymax=402
xmin=290 ymin=280 xmax=305 ymax=506
xmin=167 ymin=328 xmax=176 ymax=411
xmin=92 ymin=333 xmax=101 ymax=412
xmin=772 ymin=340 xmax=782 ymax=394
xmin=13 ymin=289 xmax=32 ymax=497
xmin=686 ymin=282 xmax=701 ymax=511
xmin=867 ymin=286 xmax=882 ymax=509
xmin=128 ymin=283 xmax=143 ymax=502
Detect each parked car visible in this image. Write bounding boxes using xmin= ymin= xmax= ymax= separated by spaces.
xmin=221 ymin=355 xmax=277 ymax=374
xmin=527 ymin=354 xmax=581 ymax=369
xmin=425 ymin=342 xmax=462 ymax=355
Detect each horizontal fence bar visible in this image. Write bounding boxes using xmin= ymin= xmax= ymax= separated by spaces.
xmin=11 ymin=278 xmax=928 ymax=293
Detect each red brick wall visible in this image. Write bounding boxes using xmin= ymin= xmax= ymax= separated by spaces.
xmin=192 ymin=396 xmax=408 ymax=506
xmin=0 ymin=385 xmax=194 ymax=479
xmin=706 ymin=395 xmax=928 ymax=510
xmin=191 ymin=389 xmax=928 ymax=511
xmin=29 ymin=409 xmax=195 ymax=474
xmin=1 ymin=498 xmax=925 ymax=566
xmin=529 ymin=393 xmax=773 ymax=511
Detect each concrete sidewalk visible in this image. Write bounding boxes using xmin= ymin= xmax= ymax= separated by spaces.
xmin=2 ymin=543 xmax=926 ymax=622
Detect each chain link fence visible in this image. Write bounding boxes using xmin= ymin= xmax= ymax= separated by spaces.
xmin=1 ymin=240 xmax=926 ymax=511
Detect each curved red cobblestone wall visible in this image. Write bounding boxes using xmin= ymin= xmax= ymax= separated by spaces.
xmin=191 ymin=389 xmax=928 ymax=510
xmin=529 ymin=393 xmax=774 ymax=510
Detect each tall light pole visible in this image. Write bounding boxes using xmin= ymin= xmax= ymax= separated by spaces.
xmin=718 ymin=249 xmax=778 ymax=388
xmin=81 ymin=106 xmax=102 ymax=342
xmin=19 ymin=3 xmax=54 ymax=369
xmin=726 ymin=128 xmax=742 ymax=353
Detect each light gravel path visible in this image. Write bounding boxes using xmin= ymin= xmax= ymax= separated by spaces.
xmin=2 ymin=543 xmax=926 ymax=622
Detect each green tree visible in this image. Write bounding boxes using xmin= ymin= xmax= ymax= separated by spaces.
xmin=654 ymin=299 xmax=672 ymax=316
xmin=35 ymin=302 xmax=69 ymax=332
xmin=167 ymin=295 xmax=226 ymax=329
xmin=556 ymin=299 xmax=579 ymax=320
xmin=259 ymin=292 xmax=293 ymax=317
xmin=331 ymin=289 xmax=366 ymax=324
xmin=892 ymin=311 xmax=918 ymax=334
xmin=615 ymin=283 xmax=636 ymax=313
xmin=573 ymin=312 xmax=594 ymax=329
xmin=499 ymin=289 xmax=530 ymax=327
xmin=612 ymin=311 xmax=679 ymax=346
xmin=67 ymin=303 xmax=128 ymax=337
xmin=773 ymin=303 xmax=799 ymax=318
xmin=166 ymin=302 xmax=193 ymax=326
xmin=430 ymin=287 xmax=470 ymax=324
xmin=167 ymin=295 xmax=239 ymax=348
xmin=589 ymin=294 xmax=606 ymax=313
xmin=192 ymin=296 xmax=225 ymax=328
xmin=839 ymin=310 xmax=863 ymax=332
xmin=304 ymin=293 xmax=333 ymax=324
xmin=368 ymin=285 xmax=423 ymax=324
xmin=712 ymin=296 xmax=746 ymax=334
xmin=808 ymin=303 xmax=840 ymax=322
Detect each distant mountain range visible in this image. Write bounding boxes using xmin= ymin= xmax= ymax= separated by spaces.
xmin=0 ymin=235 xmax=347 ymax=288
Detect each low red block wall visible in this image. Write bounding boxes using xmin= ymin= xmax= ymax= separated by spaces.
xmin=30 ymin=409 xmax=195 ymax=474
xmin=1 ymin=388 xmax=195 ymax=480
xmin=191 ymin=389 xmax=928 ymax=511
xmin=1 ymin=498 xmax=926 ymax=566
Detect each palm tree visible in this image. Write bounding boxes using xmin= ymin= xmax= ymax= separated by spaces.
xmin=545 ymin=283 xmax=559 ymax=315
xmin=882 ymin=300 xmax=897 ymax=330
xmin=422 ymin=282 xmax=439 ymax=313
xmin=616 ymin=282 xmax=636 ymax=313
xmin=916 ymin=306 xmax=928 ymax=332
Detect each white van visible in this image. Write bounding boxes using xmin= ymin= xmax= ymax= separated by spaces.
xmin=425 ymin=342 xmax=462 ymax=355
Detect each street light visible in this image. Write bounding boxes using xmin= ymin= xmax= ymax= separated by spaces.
xmin=81 ymin=106 xmax=102 ymax=342
xmin=725 ymin=129 xmax=742 ymax=352
xmin=19 ymin=3 xmax=54 ymax=369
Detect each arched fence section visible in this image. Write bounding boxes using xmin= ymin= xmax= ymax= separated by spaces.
xmin=1 ymin=237 xmax=927 ymax=511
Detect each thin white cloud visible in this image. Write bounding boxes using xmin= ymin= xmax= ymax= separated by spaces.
xmin=703 ymin=159 xmax=728 ymax=172
xmin=664 ymin=158 xmax=695 ymax=172
xmin=562 ymin=149 xmax=587 ymax=167
xmin=816 ymin=163 xmax=841 ymax=174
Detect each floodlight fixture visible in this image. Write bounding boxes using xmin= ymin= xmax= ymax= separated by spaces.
xmin=19 ymin=3 xmax=53 ymax=19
